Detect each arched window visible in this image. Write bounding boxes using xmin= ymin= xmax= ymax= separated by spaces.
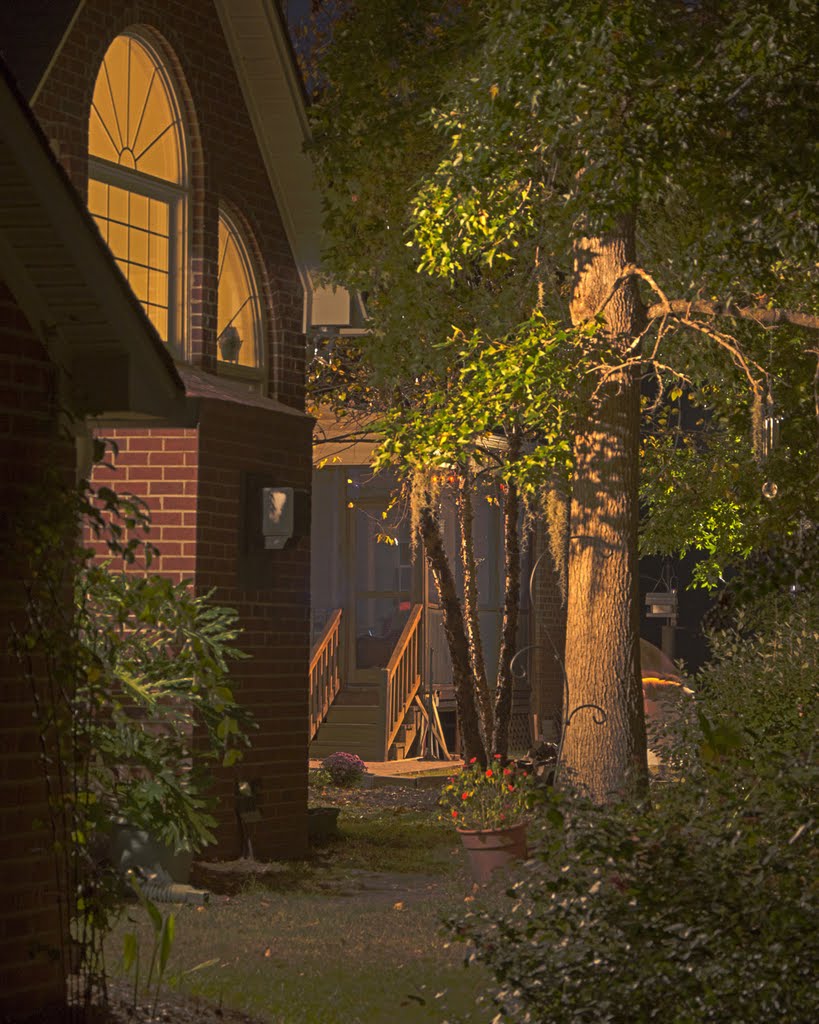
xmin=87 ymin=34 xmax=187 ymax=348
xmin=217 ymin=211 xmax=263 ymax=375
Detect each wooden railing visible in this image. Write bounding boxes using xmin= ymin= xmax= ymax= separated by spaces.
xmin=309 ymin=609 xmax=342 ymax=740
xmin=382 ymin=604 xmax=424 ymax=757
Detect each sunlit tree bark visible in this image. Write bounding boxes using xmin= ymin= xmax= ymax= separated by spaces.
xmin=492 ymin=432 xmax=522 ymax=759
xmin=417 ymin=483 xmax=487 ymax=764
xmin=560 ymin=224 xmax=648 ymax=799
xmin=457 ymin=468 xmax=494 ymax=748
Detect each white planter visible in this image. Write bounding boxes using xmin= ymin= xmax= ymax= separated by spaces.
xmin=109 ymin=825 xmax=193 ymax=883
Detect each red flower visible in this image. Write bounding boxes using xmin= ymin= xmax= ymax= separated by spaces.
xmin=462 ymin=792 xmax=469 ymax=800
xmin=485 ymin=769 xmax=493 ymax=778
xmin=469 ymin=757 xmax=477 ymax=764
xmin=494 ymin=753 xmax=502 ymax=760
xmin=503 ymin=768 xmax=512 ymax=776
xmin=508 ymin=784 xmax=516 ymax=792
xmin=451 ymin=809 xmax=458 ymax=819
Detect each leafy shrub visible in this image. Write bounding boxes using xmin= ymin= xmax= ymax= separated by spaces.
xmin=321 ymin=751 xmax=367 ymax=787
xmin=79 ymin=565 xmax=252 ymax=852
xmin=455 ymin=600 xmax=818 ymax=1023
xmin=12 ymin=460 xmax=252 ymax=1005
xmin=308 ymin=766 xmax=333 ymax=789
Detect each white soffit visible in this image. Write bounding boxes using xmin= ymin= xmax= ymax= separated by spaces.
xmin=214 ymin=0 xmax=353 ymax=329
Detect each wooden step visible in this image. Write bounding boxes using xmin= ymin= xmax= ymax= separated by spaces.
xmin=323 ymin=704 xmax=382 ymax=726
xmin=310 ymin=719 xmax=385 ymax=762
xmin=334 ymin=687 xmax=383 ymax=707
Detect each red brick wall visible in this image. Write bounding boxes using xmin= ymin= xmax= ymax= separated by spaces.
xmin=90 ymin=400 xmax=312 ymax=861
xmin=196 ymin=398 xmax=313 ymax=860
xmin=0 ymin=282 xmax=68 ymax=1018
xmin=41 ymin=0 xmax=314 ymax=861
xmin=33 ymin=0 xmax=306 ymax=409
xmin=93 ymin=427 xmax=199 ymax=577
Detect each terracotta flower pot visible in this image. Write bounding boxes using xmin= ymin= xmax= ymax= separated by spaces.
xmin=457 ymin=822 xmax=528 ymax=884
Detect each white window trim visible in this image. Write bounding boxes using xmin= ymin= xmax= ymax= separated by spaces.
xmin=88 ymin=32 xmax=190 ymax=359
xmin=216 ymin=208 xmax=266 ymax=392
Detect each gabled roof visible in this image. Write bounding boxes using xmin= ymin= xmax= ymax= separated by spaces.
xmin=0 ymin=0 xmax=359 ymax=333
xmin=212 ymin=0 xmax=361 ymax=331
xmin=0 ymin=57 xmax=190 ymax=423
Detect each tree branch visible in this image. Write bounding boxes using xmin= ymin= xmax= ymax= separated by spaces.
xmin=647 ymin=299 xmax=819 ymax=331
xmin=594 ymin=264 xmax=819 ymax=332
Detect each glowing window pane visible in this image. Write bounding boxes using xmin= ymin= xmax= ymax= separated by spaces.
xmin=91 ymin=181 xmax=170 ymax=338
xmin=109 ymin=221 xmax=128 ymax=257
xmin=150 ymin=307 xmax=168 ymax=339
xmin=217 ymin=214 xmax=262 ymax=370
xmin=130 ymin=228 xmax=149 ymax=266
xmin=89 ymin=106 xmax=119 ymax=164
xmin=87 ymin=179 xmax=107 ymax=217
xmin=129 ymin=264 xmax=149 ymax=303
xmin=109 ymin=187 xmax=128 ymax=226
xmin=89 ymin=35 xmax=182 ymax=184
xmin=87 ymin=34 xmax=186 ymax=346
xmin=130 ymin=192 xmax=149 ymax=230
xmin=149 ymin=199 xmax=168 ymax=233
xmin=149 ymin=233 xmax=168 ymax=271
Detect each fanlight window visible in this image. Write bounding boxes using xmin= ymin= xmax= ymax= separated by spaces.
xmin=217 ymin=213 xmax=262 ymax=371
xmin=88 ymin=34 xmax=186 ymax=346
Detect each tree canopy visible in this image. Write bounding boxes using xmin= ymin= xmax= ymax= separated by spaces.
xmin=306 ymin=0 xmax=818 ymax=796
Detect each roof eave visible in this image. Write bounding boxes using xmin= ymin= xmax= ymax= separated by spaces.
xmin=0 ymin=60 xmax=190 ymax=425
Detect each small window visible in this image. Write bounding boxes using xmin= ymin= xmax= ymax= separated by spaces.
xmin=88 ymin=34 xmax=187 ymax=349
xmin=217 ymin=211 xmax=263 ymax=375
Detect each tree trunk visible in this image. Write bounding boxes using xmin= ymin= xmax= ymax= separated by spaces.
xmin=457 ymin=468 xmax=493 ymax=748
xmin=491 ymin=441 xmax=521 ymax=759
xmin=417 ymin=487 xmax=486 ymax=765
xmin=560 ymin=223 xmax=648 ymax=800
xmin=529 ymin=481 xmax=569 ymax=742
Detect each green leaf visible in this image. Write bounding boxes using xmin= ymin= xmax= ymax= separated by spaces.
xmin=122 ymin=932 xmax=138 ymax=974
xmin=159 ymin=913 xmax=175 ymax=973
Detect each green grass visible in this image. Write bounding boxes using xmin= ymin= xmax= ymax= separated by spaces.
xmin=104 ymin=805 xmax=497 ymax=1023
xmin=126 ymin=889 xmax=489 ymax=1023
xmin=327 ymin=811 xmax=456 ymax=875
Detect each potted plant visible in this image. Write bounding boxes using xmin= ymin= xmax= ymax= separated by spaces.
xmin=441 ymin=756 xmax=535 ymax=884
xmin=307 ymin=753 xmax=368 ymax=841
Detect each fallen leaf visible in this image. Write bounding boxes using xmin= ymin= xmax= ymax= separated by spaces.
xmin=393 ymin=901 xmax=405 ymax=911
xmin=263 ymin=947 xmax=272 ymax=958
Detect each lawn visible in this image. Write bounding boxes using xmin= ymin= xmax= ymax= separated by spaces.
xmin=103 ymin=786 xmax=498 ymax=1024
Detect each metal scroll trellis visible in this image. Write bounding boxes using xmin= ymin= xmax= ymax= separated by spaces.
xmin=508 ymin=550 xmax=608 ymax=782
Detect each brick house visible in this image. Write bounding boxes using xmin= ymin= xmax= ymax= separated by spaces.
xmin=0 ymin=55 xmax=190 ymax=1019
xmin=0 ymin=1 xmax=339 ymax=1016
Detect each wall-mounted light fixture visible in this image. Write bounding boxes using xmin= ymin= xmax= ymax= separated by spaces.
xmin=262 ymin=486 xmax=294 ymax=549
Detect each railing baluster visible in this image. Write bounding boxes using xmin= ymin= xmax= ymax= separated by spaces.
xmin=308 ymin=609 xmax=342 ymax=740
xmin=383 ymin=605 xmax=424 ymax=754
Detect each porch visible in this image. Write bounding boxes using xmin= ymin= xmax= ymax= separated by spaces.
xmin=308 ymin=604 xmax=453 ymax=762
xmin=308 ymin=456 xmax=530 ymax=762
